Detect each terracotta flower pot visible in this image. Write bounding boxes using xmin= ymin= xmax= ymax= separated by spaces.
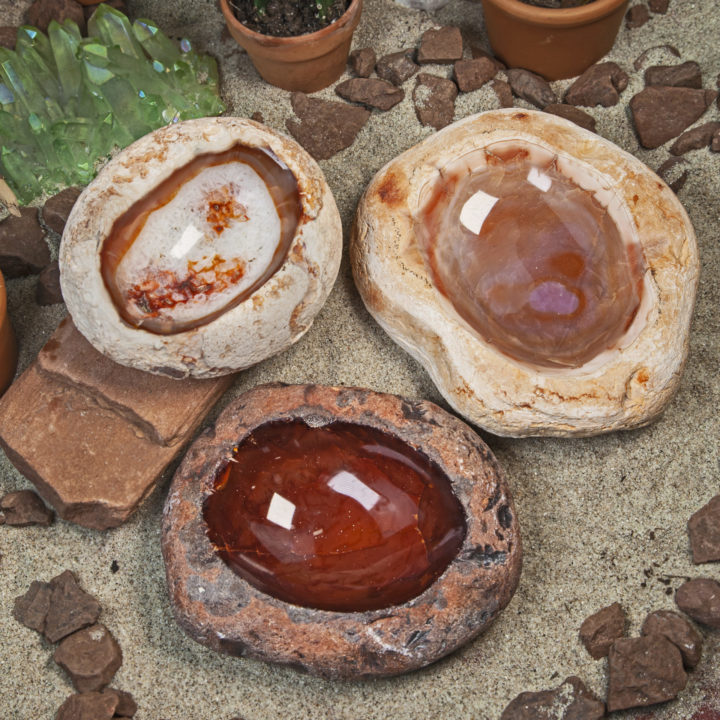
xmin=480 ymin=0 xmax=629 ymax=80
xmin=219 ymin=0 xmax=363 ymax=93
xmin=0 ymin=271 xmax=18 ymax=396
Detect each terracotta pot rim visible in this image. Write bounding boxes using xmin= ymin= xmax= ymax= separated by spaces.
xmin=481 ymin=0 xmax=627 ymax=27
xmin=219 ymin=0 xmax=362 ymax=47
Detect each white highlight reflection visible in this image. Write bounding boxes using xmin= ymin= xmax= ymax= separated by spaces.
xmin=527 ymin=166 xmax=552 ymax=192
xmin=169 ymin=223 xmax=204 ymax=258
xmin=328 ymin=471 xmax=380 ymax=511
xmin=266 ymin=492 xmax=295 ymax=529
xmin=460 ymin=189 xmax=498 ymax=235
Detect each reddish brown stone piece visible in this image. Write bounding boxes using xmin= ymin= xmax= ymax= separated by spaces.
xmin=56 ymin=691 xmax=118 ymax=720
xmin=565 ymin=62 xmax=629 ymax=107
xmin=0 ymin=489 xmax=54 ymax=526
xmin=13 ymin=580 xmax=52 ymax=633
xmin=335 ymin=78 xmax=404 ymax=111
xmin=0 ymin=207 xmax=51 ymax=278
xmin=101 ymin=688 xmax=137 ymax=717
xmin=0 ymin=318 xmax=232 ymax=530
xmin=675 ymin=578 xmax=720 ymax=627
xmin=579 ymin=602 xmax=625 ymax=659
xmin=607 ymin=635 xmax=687 ymax=712
xmin=42 ymin=186 xmax=83 ymax=235
xmin=162 ymin=384 xmax=522 ymax=679
xmin=26 ymin=0 xmax=85 ymax=34
xmin=375 ymin=50 xmax=419 ymax=86
xmin=543 ymin=104 xmax=597 ymax=132
xmin=645 ymin=61 xmax=702 ymax=89
xmin=688 ymin=495 xmax=720 ymax=563
xmin=417 ymin=26 xmax=463 ymax=65
xmin=657 ymin=156 xmax=689 ymax=193
xmin=413 ymin=73 xmax=457 ymax=130
xmin=348 ymin=47 xmax=376 ymax=78
xmin=36 ymin=261 xmax=63 ymax=306
xmin=626 ymin=4 xmax=650 ymax=28
xmin=0 ymin=26 xmax=17 ymax=49
xmin=54 ymin=624 xmax=122 ymax=692
xmin=670 ymin=122 xmax=720 ymax=155
xmin=454 ymin=57 xmax=498 ymax=93
xmin=471 ymin=46 xmax=506 ymax=72
xmin=641 ymin=610 xmax=703 ymax=668
xmin=45 ymin=570 xmax=101 ymax=643
xmin=648 ymin=0 xmax=669 ymax=12
xmin=506 ymin=69 xmax=557 ymax=109
xmin=492 ymin=79 xmax=514 ymax=108
xmin=500 ymin=676 xmax=605 ymax=720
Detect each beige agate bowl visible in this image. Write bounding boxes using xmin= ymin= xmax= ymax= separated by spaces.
xmin=351 ymin=109 xmax=699 ymax=437
xmin=60 ymin=117 xmax=341 ymax=379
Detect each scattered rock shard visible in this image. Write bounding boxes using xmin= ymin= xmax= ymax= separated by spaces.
xmin=579 ymin=602 xmax=626 ymax=659
xmin=54 ymin=623 xmax=123 ymax=692
xmin=375 ymin=50 xmax=419 ymax=86
xmin=500 ymin=676 xmax=605 ymax=720
xmin=13 ymin=580 xmax=52 ymax=633
xmin=56 ymin=691 xmax=119 ymax=720
xmin=506 ymin=69 xmax=557 ymax=109
xmin=413 ymin=73 xmax=457 ymax=130
xmin=26 ymin=0 xmax=86 ymax=34
xmin=42 ymin=187 xmax=83 ymax=236
xmin=0 ymin=208 xmax=51 ymax=278
xmin=335 ymin=78 xmax=404 ymax=111
xmin=454 ymin=57 xmax=498 ymax=93
xmin=565 ymin=62 xmax=629 ymax=107
xmin=689 ymin=495 xmax=720 ymax=563
xmin=641 ymin=610 xmax=703 ymax=668
xmin=645 ymin=61 xmax=703 ymax=89
xmin=36 ymin=261 xmax=63 ymax=306
xmin=0 ymin=25 xmax=17 ymax=50
xmin=543 ymin=104 xmax=596 ymax=132
xmin=0 ymin=489 xmax=54 ymax=526
xmin=492 ymin=79 xmax=513 ymax=107
xmin=101 ymin=688 xmax=137 ymax=718
xmin=286 ymin=93 xmax=370 ymax=160
xmin=44 ymin=570 xmax=101 ymax=643
xmin=630 ymin=86 xmax=716 ymax=148
xmin=649 ymin=0 xmax=669 ymax=12
xmin=417 ymin=26 xmax=463 ymax=65
xmin=657 ymin=156 xmax=689 ymax=193
xmin=675 ymin=578 xmax=720 ymax=627
xmin=348 ymin=47 xmax=376 ymax=78
xmin=607 ymin=635 xmax=687 ymax=712
xmin=670 ymin=122 xmax=720 ymax=155
xmin=626 ymin=3 xmax=650 ymax=28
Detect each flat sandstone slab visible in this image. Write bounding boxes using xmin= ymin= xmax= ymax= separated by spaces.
xmin=0 ymin=322 xmax=232 ymax=529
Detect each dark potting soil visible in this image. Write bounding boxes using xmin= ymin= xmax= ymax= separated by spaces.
xmin=231 ymin=0 xmax=350 ymax=37
xmin=518 ymin=0 xmax=595 ymax=7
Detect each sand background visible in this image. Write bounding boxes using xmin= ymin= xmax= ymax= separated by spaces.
xmin=0 ymin=0 xmax=718 ymax=718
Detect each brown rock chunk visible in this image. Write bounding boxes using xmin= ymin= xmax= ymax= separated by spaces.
xmin=0 ymin=207 xmax=51 ymax=278
xmin=712 ymin=128 xmax=720 ymax=152
xmin=0 ymin=26 xmax=17 ymax=49
xmin=348 ymin=47 xmax=376 ymax=78
xmin=675 ymin=578 xmax=720 ymax=627
xmin=45 ymin=570 xmax=101 ymax=643
xmin=657 ymin=157 xmax=689 ymax=193
xmin=0 ymin=489 xmax=54 ymax=526
xmin=500 ymin=676 xmax=605 ymax=720
xmin=565 ymin=62 xmax=629 ymax=107
xmin=689 ymin=495 xmax=720 ymax=563
xmin=492 ymin=79 xmax=513 ymax=108
xmin=670 ymin=122 xmax=720 ymax=155
xmin=38 ymin=318 xmax=232 ymax=448
xmin=13 ymin=580 xmax=52 ymax=633
xmin=54 ymin=623 xmax=122 ymax=692
xmin=579 ymin=602 xmax=625 ymax=659
xmin=286 ymin=93 xmax=370 ymax=161
xmin=335 ymin=78 xmax=404 ymax=111
xmin=645 ymin=61 xmax=702 ymax=89
xmin=649 ymin=0 xmax=669 ymax=12
xmin=607 ymin=635 xmax=687 ymax=712
xmin=36 ymin=261 xmax=63 ymax=305
xmin=26 ymin=0 xmax=85 ymax=34
xmin=506 ymin=69 xmax=557 ymax=109
xmin=413 ymin=73 xmax=457 ymax=130
xmin=543 ymin=104 xmax=596 ymax=132
xmin=82 ymin=0 xmax=126 ymax=22
xmin=471 ymin=46 xmax=506 ymax=72
xmin=630 ymin=86 xmax=716 ymax=148
xmin=56 ymin=691 xmax=119 ymax=720
xmin=641 ymin=610 xmax=703 ymax=668
xmin=454 ymin=57 xmax=498 ymax=92
xmin=42 ymin=186 xmax=82 ymax=235
xmin=101 ymin=688 xmax=137 ymax=717
xmin=376 ymin=50 xmax=419 ymax=86
xmin=250 ymin=111 xmax=264 ymax=124
xmin=626 ymin=4 xmax=650 ymax=27
xmin=417 ymin=26 xmax=463 ymax=65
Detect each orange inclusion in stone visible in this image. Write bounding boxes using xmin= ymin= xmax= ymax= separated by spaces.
xmin=203 ymin=420 xmax=467 ymax=612
xmin=417 ymin=153 xmax=646 ymax=369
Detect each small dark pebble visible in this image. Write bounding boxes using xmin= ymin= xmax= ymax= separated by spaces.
xmin=645 ymin=61 xmax=702 ymax=89
xmin=110 ymin=560 xmax=120 ymax=574
xmin=500 ymin=676 xmax=605 ymax=720
xmin=335 ymin=78 xmax=404 ymax=111
xmin=491 ymin=79 xmax=514 ymax=108
xmin=506 ymin=68 xmax=557 ymax=108
xmin=42 ymin=186 xmax=82 ymax=235
xmin=565 ymin=62 xmax=628 ymax=107
xmin=0 ymin=489 xmax=54 ymax=526
xmin=417 ymin=26 xmax=463 ymax=65
xmin=348 ymin=47 xmax=376 ymax=78
xmin=641 ymin=610 xmax=703 ymax=668
xmin=648 ymin=0 xmax=669 ymax=12
xmin=44 ymin=570 xmax=102 ymax=643
xmin=56 ymin=691 xmax=118 ymax=720
xmin=657 ymin=156 xmax=688 ymax=192
xmin=626 ymin=4 xmax=650 ymax=28
xmin=250 ymin=111 xmax=264 ymax=124
xmin=579 ymin=601 xmax=625 ymax=659
xmin=675 ymin=578 xmax=720 ymax=628
xmin=413 ymin=73 xmax=457 ymax=130
xmin=543 ymin=104 xmax=597 ymax=132
xmin=0 ymin=207 xmax=51 ymax=278
xmin=607 ymin=635 xmax=687 ymax=712
xmin=454 ymin=57 xmax=498 ymax=93
xmin=670 ymin=122 xmax=720 ymax=155
xmin=36 ymin=261 xmax=63 ymax=306
xmin=376 ymin=49 xmax=419 ymax=86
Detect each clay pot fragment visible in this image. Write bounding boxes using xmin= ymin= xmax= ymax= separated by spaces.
xmin=162 ymin=384 xmax=521 ymax=678
xmin=351 ymin=109 xmax=699 ymax=437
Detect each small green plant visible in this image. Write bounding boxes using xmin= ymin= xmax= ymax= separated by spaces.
xmin=252 ymin=0 xmax=335 ymax=21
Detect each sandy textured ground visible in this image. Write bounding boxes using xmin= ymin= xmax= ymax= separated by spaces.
xmin=0 ymin=0 xmax=718 ymax=718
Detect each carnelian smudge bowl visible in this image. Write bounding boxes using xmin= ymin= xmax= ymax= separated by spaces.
xmin=161 ymin=384 xmax=522 ymax=679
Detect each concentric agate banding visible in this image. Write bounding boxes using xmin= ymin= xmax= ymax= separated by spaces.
xmin=161 ymin=384 xmax=522 ymax=679
xmin=351 ymin=109 xmax=699 ymax=437
xmin=60 ymin=117 xmax=342 ymax=378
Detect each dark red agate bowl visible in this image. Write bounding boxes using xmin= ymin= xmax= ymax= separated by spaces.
xmin=161 ymin=384 xmax=522 ymax=678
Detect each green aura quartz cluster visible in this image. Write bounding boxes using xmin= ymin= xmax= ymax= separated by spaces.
xmin=0 ymin=5 xmax=225 ymax=204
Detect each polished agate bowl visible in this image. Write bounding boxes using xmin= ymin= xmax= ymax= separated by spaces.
xmin=60 ymin=118 xmax=341 ymax=378
xmin=161 ymin=384 xmax=521 ymax=678
xmin=351 ymin=109 xmax=699 ymax=437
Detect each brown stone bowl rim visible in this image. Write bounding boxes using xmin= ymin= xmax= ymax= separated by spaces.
xmin=161 ymin=383 xmax=522 ymax=678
